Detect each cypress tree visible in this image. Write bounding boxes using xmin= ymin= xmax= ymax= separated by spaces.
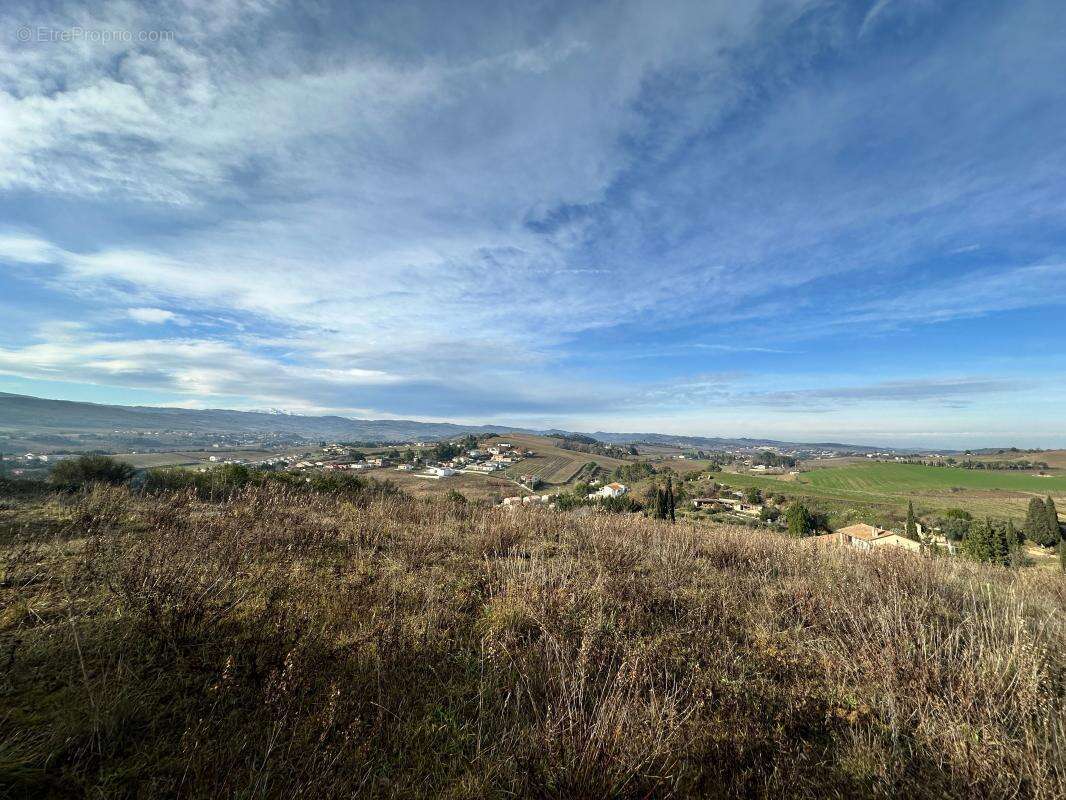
xmin=1045 ymin=496 xmax=1061 ymax=545
xmin=993 ymin=521 xmax=1010 ymax=567
xmin=666 ymin=477 xmax=676 ymax=523
xmin=1006 ymin=519 xmax=1020 ymax=567
xmin=964 ymin=519 xmax=994 ymax=563
xmin=905 ymin=501 xmax=918 ymax=540
xmin=1025 ymin=497 xmax=1051 ymax=546
xmin=1025 ymin=496 xmax=1045 ymax=530
xmin=786 ymin=503 xmax=812 ymax=537
xmin=653 ymin=486 xmax=668 ymax=520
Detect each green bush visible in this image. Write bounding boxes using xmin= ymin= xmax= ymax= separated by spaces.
xmin=143 ymin=465 xmax=402 ymax=504
xmin=598 ymin=494 xmax=644 ymax=514
xmin=50 ymin=455 xmax=134 ymax=489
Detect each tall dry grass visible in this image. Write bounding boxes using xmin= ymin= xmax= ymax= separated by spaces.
xmin=0 ymin=483 xmax=1063 ymax=798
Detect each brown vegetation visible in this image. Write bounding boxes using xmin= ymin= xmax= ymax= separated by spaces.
xmin=1 ymin=483 xmax=1064 ymax=798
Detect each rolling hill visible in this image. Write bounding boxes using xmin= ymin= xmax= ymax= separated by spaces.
xmin=1 ymin=391 xmax=891 ymax=451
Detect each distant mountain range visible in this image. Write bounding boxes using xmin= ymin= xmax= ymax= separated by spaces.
xmin=0 ymin=391 xmax=894 ymax=452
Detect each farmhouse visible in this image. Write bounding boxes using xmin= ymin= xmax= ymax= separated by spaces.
xmin=593 ymin=482 xmax=628 ymax=498
xmin=831 ymin=523 xmax=922 ymax=553
xmin=689 ymin=497 xmax=761 ymax=514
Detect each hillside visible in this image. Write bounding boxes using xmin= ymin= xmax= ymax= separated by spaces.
xmin=1 ymin=391 xmax=888 ymax=452
xmin=590 ymin=430 xmax=889 ymax=452
xmin=0 ymin=391 xmax=545 ymax=442
xmin=1 ymin=481 xmax=1063 ymax=798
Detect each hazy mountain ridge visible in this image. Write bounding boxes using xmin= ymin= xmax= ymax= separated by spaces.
xmin=0 ymin=392 xmax=888 ymax=451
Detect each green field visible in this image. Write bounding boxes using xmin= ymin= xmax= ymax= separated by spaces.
xmin=803 ymin=462 xmax=1066 ymax=494
xmin=712 ymin=461 xmax=1066 ymax=521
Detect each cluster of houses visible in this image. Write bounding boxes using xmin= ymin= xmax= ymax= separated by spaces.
xmin=499 ymin=481 xmax=631 ymax=509
xmin=747 ymin=464 xmax=800 ymax=475
xmin=16 ymin=452 xmax=53 ymax=463
xmin=501 ymin=493 xmax=554 ymax=507
xmin=3 ymin=451 xmax=61 ymax=476
xmin=416 ymin=442 xmax=534 ymax=480
xmin=175 ymin=439 xmax=538 ymax=481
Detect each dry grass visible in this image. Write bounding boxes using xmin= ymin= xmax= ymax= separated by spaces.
xmin=1 ymin=484 xmax=1063 ymax=798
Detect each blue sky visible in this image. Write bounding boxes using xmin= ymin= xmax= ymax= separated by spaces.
xmin=1 ymin=0 xmax=1064 ymax=448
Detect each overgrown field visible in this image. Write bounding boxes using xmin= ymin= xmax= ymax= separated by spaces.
xmin=1 ymin=482 xmax=1064 ymax=798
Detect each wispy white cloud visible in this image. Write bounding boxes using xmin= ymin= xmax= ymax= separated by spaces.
xmin=127 ymin=307 xmax=188 ymax=325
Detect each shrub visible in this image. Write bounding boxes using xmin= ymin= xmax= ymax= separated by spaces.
xmin=143 ymin=466 xmax=402 ymax=504
xmin=759 ymin=505 xmax=781 ymax=523
xmin=50 ymin=454 xmax=134 ymax=489
xmin=939 ymin=516 xmax=973 ymax=542
xmin=786 ymin=502 xmax=811 ymax=536
xmin=598 ymin=494 xmax=644 ymax=514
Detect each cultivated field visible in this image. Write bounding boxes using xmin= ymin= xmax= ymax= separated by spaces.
xmin=805 ymin=462 xmax=1066 ymax=494
xmin=718 ymin=461 xmax=1066 ymax=520
xmin=1 ymin=481 xmax=1063 ymax=798
xmin=481 ymin=434 xmax=630 ymax=485
xmin=503 ymin=454 xmax=576 ymax=482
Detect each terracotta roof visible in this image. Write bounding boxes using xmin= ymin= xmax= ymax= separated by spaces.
xmin=835 ymin=523 xmax=889 ymax=541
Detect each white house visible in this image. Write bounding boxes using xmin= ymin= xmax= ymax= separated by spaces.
xmin=428 ymin=466 xmax=456 ymax=477
xmin=592 ymin=482 xmax=628 ymax=499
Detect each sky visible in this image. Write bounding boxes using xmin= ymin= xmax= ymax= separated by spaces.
xmin=1 ymin=0 xmax=1064 ymax=449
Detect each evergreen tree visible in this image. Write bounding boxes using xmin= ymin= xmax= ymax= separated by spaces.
xmin=1006 ymin=519 xmax=1021 ymax=567
xmin=1025 ymin=497 xmax=1053 ymax=546
xmin=652 ymin=486 xmax=668 ymax=520
xmin=993 ymin=521 xmax=1010 ymax=567
xmin=666 ymin=477 xmax=676 ymax=523
xmin=786 ymin=503 xmax=813 ymax=537
xmin=1045 ymin=496 xmax=1061 ymax=545
xmin=1060 ymin=538 xmax=1066 ymax=573
xmin=963 ymin=519 xmax=995 ymax=563
xmin=905 ymin=501 xmax=918 ymax=540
